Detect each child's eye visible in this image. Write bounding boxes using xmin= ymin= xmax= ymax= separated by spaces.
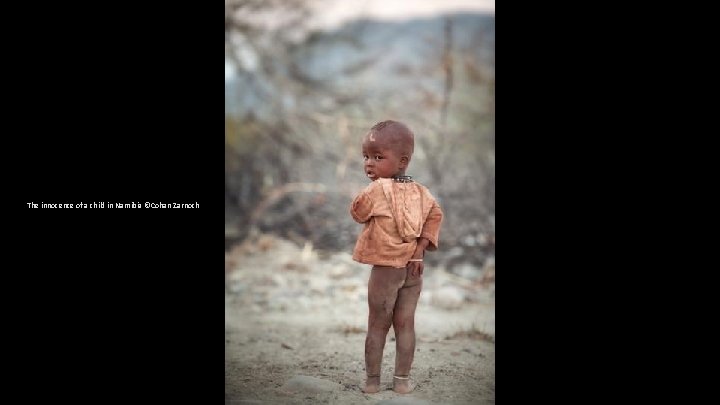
xmin=374 ymin=155 xmax=383 ymax=160
xmin=363 ymin=155 xmax=369 ymax=161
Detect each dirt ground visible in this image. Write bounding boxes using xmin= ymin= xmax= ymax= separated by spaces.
xmin=225 ymin=234 xmax=495 ymax=404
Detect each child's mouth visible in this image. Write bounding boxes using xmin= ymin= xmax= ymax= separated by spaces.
xmin=366 ymin=172 xmax=377 ymax=180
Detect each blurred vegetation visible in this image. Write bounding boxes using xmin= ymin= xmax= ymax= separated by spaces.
xmin=225 ymin=0 xmax=494 ymax=270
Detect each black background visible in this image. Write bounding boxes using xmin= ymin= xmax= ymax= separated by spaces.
xmin=7 ymin=3 xmax=221 ymax=402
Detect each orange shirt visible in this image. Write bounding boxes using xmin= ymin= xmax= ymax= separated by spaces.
xmin=350 ymin=178 xmax=443 ymax=268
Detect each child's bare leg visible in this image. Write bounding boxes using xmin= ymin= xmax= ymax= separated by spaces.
xmin=364 ymin=266 xmax=406 ymax=393
xmin=392 ymin=268 xmax=423 ymax=394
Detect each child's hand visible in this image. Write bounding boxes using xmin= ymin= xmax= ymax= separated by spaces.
xmin=408 ymin=237 xmax=431 ymax=277
xmin=407 ymin=259 xmax=424 ymax=277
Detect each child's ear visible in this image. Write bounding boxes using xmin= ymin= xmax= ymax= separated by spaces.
xmin=399 ymin=156 xmax=409 ymax=168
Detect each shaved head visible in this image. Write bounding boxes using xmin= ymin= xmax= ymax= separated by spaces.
xmin=364 ymin=120 xmax=415 ymax=158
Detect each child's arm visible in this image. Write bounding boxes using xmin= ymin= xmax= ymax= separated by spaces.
xmin=413 ymin=238 xmax=432 ymax=258
xmin=407 ymin=200 xmax=443 ymax=277
xmin=350 ymin=191 xmax=374 ymax=223
xmin=420 ymin=200 xmax=443 ymax=251
xmin=407 ymin=237 xmax=431 ymax=277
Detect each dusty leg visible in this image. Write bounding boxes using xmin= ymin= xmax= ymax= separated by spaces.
xmin=363 ymin=266 xmax=405 ymax=393
xmin=392 ymin=268 xmax=423 ymax=394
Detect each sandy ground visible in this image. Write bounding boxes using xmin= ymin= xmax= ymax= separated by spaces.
xmin=225 ymin=234 xmax=495 ymax=404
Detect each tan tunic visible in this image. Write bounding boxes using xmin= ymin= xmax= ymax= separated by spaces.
xmin=350 ymin=178 xmax=443 ymax=268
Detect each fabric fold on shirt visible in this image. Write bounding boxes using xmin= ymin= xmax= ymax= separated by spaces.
xmin=380 ymin=179 xmax=423 ymax=243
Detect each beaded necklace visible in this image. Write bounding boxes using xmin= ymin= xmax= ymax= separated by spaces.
xmin=392 ymin=175 xmax=413 ymax=183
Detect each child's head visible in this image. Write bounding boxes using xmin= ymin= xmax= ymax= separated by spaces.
xmin=362 ymin=120 xmax=415 ymax=181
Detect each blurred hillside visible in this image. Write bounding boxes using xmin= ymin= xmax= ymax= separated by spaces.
xmin=225 ymin=3 xmax=494 ymax=275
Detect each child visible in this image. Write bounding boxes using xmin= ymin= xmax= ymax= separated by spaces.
xmin=349 ymin=120 xmax=443 ymax=394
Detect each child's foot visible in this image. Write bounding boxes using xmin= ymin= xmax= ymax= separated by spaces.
xmin=392 ymin=375 xmax=414 ymax=394
xmin=362 ymin=375 xmax=381 ymax=394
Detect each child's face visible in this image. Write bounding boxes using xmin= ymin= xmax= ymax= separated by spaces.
xmin=362 ymin=135 xmax=407 ymax=181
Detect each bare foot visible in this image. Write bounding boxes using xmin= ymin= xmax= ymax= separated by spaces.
xmin=392 ymin=376 xmax=414 ymax=394
xmin=362 ymin=375 xmax=381 ymax=394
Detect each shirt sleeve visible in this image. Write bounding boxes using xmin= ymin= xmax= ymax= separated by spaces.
xmin=350 ymin=191 xmax=374 ymax=223
xmin=420 ymin=199 xmax=443 ymax=251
